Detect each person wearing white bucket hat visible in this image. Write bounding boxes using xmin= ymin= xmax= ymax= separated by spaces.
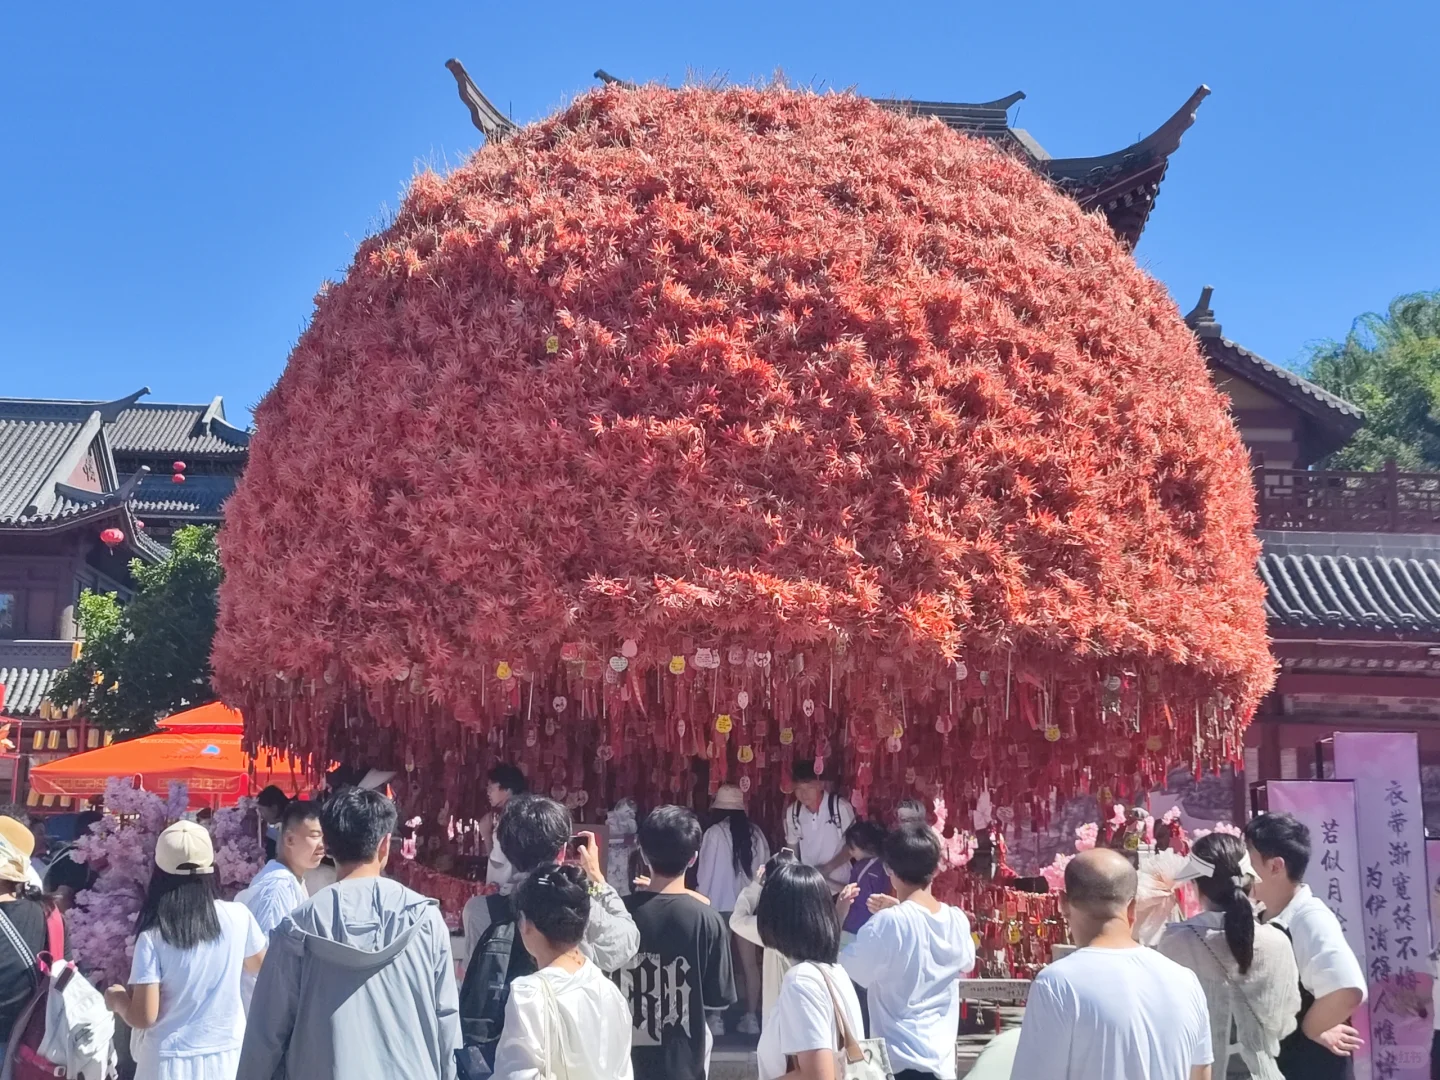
xmin=697 ymin=784 xmax=769 ymax=1037
xmin=104 ymin=821 xmax=267 ymax=1080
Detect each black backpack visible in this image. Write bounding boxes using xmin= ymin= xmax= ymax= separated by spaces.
xmin=456 ymin=893 xmax=537 ymax=1077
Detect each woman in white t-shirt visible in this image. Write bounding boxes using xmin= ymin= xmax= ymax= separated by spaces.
xmin=493 ymin=863 xmax=633 ymax=1080
xmin=104 ymin=821 xmax=267 ymax=1080
xmin=697 ymin=784 xmax=770 ymax=1035
xmin=754 ymin=861 xmax=866 ymax=1080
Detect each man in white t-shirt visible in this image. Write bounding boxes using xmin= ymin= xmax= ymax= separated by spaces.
xmin=1011 ymin=848 xmax=1213 ymax=1080
xmin=783 ymin=761 xmax=855 ymax=893
xmin=1244 ymin=812 xmax=1367 ymax=1078
xmin=242 ymin=801 xmax=326 ymax=935
xmin=839 ymin=822 xmax=976 ymax=1080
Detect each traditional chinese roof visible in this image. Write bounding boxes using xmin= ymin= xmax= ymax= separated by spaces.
xmin=108 ymin=396 xmax=250 ymax=459
xmin=0 ymin=391 xmax=247 ymax=538
xmin=867 ymin=86 xmax=1211 ymax=249
xmin=0 ymin=396 xmax=130 ymax=526
xmin=1185 ymin=288 xmax=1363 ymax=464
xmin=1259 ymin=551 xmax=1440 ymax=633
xmin=451 ymin=65 xmax=1207 ymax=251
xmin=132 ymin=473 xmax=236 ymax=519
xmin=0 ymin=641 xmax=77 ymax=717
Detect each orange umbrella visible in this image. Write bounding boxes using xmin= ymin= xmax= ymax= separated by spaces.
xmin=155 ymin=701 xmax=247 ymax=735
xmin=29 ymin=710 xmax=310 ymax=809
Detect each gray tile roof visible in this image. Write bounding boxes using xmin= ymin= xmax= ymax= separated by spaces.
xmin=0 ymin=395 xmax=249 ymax=461
xmin=1 ymin=391 xmax=246 ymax=535
xmin=110 ymin=399 xmax=249 ymax=457
xmin=0 ymin=413 xmax=88 ymax=523
xmin=1260 ymin=552 xmax=1440 ymax=632
xmin=131 ymin=472 xmax=236 ymax=518
xmin=0 ymin=641 xmax=76 ymax=717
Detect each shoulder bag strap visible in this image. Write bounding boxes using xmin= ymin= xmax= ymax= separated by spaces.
xmin=814 ymin=965 xmax=865 ymax=1065
xmin=1187 ymin=923 xmax=1269 ymax=1034
xmin=44 ymin=907 xmax=64 ymax=960
xmin=537 ymin=974 xmax=569 ymax=1080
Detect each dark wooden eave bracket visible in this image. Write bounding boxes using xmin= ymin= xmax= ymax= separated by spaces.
xmin=446 ymin=59 xmax=518 ymax=141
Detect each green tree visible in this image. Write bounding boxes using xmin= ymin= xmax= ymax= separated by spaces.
xmin=1306 ymin=290 xmax=1440 ymax=469
xmin=50 ymin=525 xmax=222 ymax=735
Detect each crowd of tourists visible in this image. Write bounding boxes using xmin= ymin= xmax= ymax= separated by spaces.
xmin=0 ymin=759 xmax=1384 ymax=1080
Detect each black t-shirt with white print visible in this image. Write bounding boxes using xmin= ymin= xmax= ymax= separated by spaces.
xmin=619 ymin=891 xmax=736 ymax=1080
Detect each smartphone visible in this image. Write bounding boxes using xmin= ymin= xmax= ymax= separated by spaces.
xmin=566 ymin=833 xmax=590 ymax=855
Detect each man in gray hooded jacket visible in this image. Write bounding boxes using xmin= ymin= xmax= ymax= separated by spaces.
xmin=238 ymin=788 xmax=460 ymax=1080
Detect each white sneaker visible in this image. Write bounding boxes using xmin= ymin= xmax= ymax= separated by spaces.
xmin=737 ymin=1013 xmax=761 ymax=1035
xmin=707 ymin=1013 xmax=726 ymax=1038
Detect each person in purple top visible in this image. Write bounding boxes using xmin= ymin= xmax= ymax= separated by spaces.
xmin=839 ymin=821 xmax=889 ymax=943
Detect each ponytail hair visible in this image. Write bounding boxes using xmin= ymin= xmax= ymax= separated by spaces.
xmin=515 ymin=862 xmax=591 ymax=948
xmin=1191 ymin=831 xmax=1255 ymax=974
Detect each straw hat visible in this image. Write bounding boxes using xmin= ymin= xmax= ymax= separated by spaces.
xmin=711 ymin=785 xmax=746 ymax=812
xmin=155 ymin=820 xmax=215 ymax=876
xmin=0 ymin=816 xmax=35 ymax=859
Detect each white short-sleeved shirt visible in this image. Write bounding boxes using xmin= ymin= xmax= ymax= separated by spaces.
xmin=240 ymin=860 xmax=309 ymax=935
xmin=783 ymin=796 xmax=856 ymax=889
xmin=129 ymin=899 xmax=267 ymax=1060
xmin=840 ymin=901 xmax=976 ymax=1078
xmin=696 ymin=822 xmax=770 ymax=912
xmin=757 ymin=962 xmax=865 ymax=1080
xmin=492 ymin=960 xmax=634 ymax=1080
xmin=1265 ymin=883 xmax=1367 ymax=1002
xmin=1010 ymin=945 xmax=1212 ymax=1080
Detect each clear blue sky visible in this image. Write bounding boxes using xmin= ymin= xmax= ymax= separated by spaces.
xmin=3 ymin=1 xmax=1436 ymax=424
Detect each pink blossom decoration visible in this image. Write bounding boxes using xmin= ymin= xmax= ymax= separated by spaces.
xmin=1041 ymin=853 xmax=1073 ymax=893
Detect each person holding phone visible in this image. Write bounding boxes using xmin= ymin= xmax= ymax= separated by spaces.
xmin=458 ymin=796 xmax=640 ymax=1073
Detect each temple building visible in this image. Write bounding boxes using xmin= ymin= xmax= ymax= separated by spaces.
xmin=0 ymin=390 xmax=249 ymax=805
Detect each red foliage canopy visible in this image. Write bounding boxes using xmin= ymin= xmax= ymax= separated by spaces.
xmin=215 ymin=86 xmax=1270 ymax=820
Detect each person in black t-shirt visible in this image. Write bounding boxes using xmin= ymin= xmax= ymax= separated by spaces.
xmin=621 ymin=806 xmax=736 ymax=1080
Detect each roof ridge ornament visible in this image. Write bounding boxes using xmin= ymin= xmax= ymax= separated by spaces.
xmin=96 ymin=387 xmax=151 ymax=425
xmin=445 ymin=59 xmax=518 ymax=142
xmin=1134 ymin=85 xmax=1211 ymax=160
xmin=1185 ymin=285 xmax=1222 ymax=338
xmin=595 ymin=69 xmax=636 ymax=89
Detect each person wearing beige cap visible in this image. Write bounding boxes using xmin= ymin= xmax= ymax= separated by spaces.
xmin=696 ymin=784 xmax=770 ymax=1037
xmin=104 ymin=820 xmax=267 ymax=1080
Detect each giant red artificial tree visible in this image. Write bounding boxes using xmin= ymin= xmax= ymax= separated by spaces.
xmin=213 ymin=85 xmax=1272 ymax=828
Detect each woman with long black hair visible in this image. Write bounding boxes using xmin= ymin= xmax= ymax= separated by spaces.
xmin=755 ymin=861 xmax=868 ymax=1080
xmin=104 ymin=821 xmax=267 ymax=1080
xmin=697 ymin=784 xmax=770 ymax=1036
xmin=1159 ymin=830 xmax=1301 ymax=1080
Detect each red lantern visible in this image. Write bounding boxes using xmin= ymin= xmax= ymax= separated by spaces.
xmin=99 ymin=527 xmax=125 ymax=550
xmin=172 ymin=461 xmax=187 ymax=473
xmin=172 ymin=473 xmax=186 ymax=484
